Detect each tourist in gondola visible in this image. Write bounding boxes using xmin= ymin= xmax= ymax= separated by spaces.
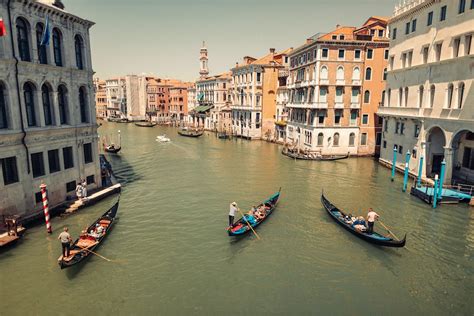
xmin=229 ymin=202 xmax=237 ymax=227
xmin=366 ymin=208 xmax=379 ymax=234
xmin=58 ymin=227 xmax=72 ymax=258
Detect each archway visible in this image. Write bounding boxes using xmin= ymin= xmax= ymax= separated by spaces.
xmin=451 ymin=130 xmax=474 ymax=184
xmin=426 ymin=127 xmax=446 ymax=177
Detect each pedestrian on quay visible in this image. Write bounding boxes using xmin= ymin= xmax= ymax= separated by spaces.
xmin=366 ymin=208 xmax=379 ymax=234
xmin=58 ymin=227 xmax=72 ymax=258
xmin=229 ymin=202 xmax=237 ymax=228
xmin=75 ymin=180 xmax=83 ymax=200
xmin=81 ymin=179 xmax=88 ymax=199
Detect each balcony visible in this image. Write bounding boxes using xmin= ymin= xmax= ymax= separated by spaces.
xmin=314 ymin=102 xmax=328 ymax=109
xmin=334 ymin=101 xmax=345 ymax=109
xmin=351 ymin=79 xmax=361 ymax=86
xmin=319 ymin=79 xmax=329 ymax=85
xmin=336 ymin=79 xmax=345 ymax=85
xmin=350 ymin=101 xmax=361 ymax=109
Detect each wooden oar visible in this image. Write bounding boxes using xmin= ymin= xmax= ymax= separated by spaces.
xmin=237 ymin=208 xmax=261 ymax=240
xmin=378 ymin=221 xmax=400 ymax=241
xmin=77 ymin=245 xmax=112 ymax=262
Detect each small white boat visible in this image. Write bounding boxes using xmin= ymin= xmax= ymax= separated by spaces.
xmin=156 ymin=135 xmax=170 ymax=142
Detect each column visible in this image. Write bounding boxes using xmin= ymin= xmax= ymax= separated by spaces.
xmin=443 ymin=146 xmax=453 ymax=184
xmin=51 ymin=91 xmax=61 ymax=127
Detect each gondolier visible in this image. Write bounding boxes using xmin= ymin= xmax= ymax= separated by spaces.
xmin=366 ymin=208 xmax=379 ymax=234
xmin=58 ymin=227 xmax=72 ymax=258
xmin=229 ymin=202 xmax=237 ymax=227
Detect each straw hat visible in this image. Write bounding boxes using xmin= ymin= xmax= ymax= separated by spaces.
xmin=231 ymin=202 xmax=237 ymax=206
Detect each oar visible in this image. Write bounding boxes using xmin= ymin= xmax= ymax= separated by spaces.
xmin=378 ymin=221 xmax=400 ymax=241
xmin=237 ymin=208 xmax=261 ymax=240
xmin=77 ymin=245 xmax=112 ymax=262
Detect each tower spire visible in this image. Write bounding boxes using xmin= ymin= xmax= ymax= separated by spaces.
xmin=199 ymin=41 xmax=209 ymax=79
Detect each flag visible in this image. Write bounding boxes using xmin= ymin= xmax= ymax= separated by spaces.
xmin=0 ymin=18 xmax=6 ymax=37
xmin=40 ymin=16 xmax=50 ymax=46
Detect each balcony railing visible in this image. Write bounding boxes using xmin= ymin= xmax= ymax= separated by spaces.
xmin=334 ymin=101 xmax=345 ymax=109
xmin=351 ymin=79 xmax=361 ymax=86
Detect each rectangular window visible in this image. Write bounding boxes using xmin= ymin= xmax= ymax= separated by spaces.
xmin=395 ymin=122 xmax=400 ymax=134
xmin=435 ymin=43 xmax=442 ymax=61
xmin=376 ymin=132 xmax=382 ymax=146
xmin=392 ymin=28 xmax=397 ymax=40
xmin=466 ymin=35 xmax=472 ymax=55
xmin=462 ymin=147 xmax=474 ymax=169
xmin=440 ymin=5 xmax=447 ymax=21
xmin=411 ymin=19 xmax=417 ymax=32
xmin=362 ymin=114 xmax=369 ymax=125
xmin=338 ymin=49 xmax=345 ymax=59
xmin=471 ymin=0 xmax=474 ymax=9
xmin=459 ymin=0 xmax=466 ymax=13
xmin=35 ymin=192 xmax=42 ymax=204
xmin=422 ymin=46 xmax=429 ymax=63
xmin=350 ymin=110 xmax=357 ymax=126
xmin=398 ymin=145 xmax=403 ymax=154
xmin=383 ymin=140 xmax=387 ymax=148
xmin=414 ymin=124 xmax=420 ymax=137
xmin=427 ymin=11 xmax=433 ymax=25
xmin=360 ymin=133 xmax=367 ymax=146
xmin=367 ymin=49 xmax=373 ymax=59
xmin=407 ymin=51 xmax=413 ymax=67
xmin=334 ymin=110 xmax=342 ymax=125
xmin=354 ymin=49 xmax=361 ymax=60
xmin=83 ymin=143 xmax=93 ymax=164
xmin=378 ymin=29 xmax=384 ymax=37
xmin=405 ymin=22 xmax=410 ymax=34
xmin=322 ymin=48 xmax=329 ymax=59
xmin=1 ymin=156 xmax=19 ymax=185
xmin=453 ymin=38 xmax=461 ymax=57
xmin=48 ymin=149 xmax=60 ymax=173
xmin=256 ymin=73 xmax=261 ymax=82
xmin=66 ymin=180 xmax=76 ymax=192
xmin=384 ymin=119 xmax=388 ymax=132
xmin=86 ymin=175 xmax=95 ymax=185
xmin=31 ymin=152 xmax=45 ymax=178
xmin=384 ymin=49 xmax=389 ymax=60
xmin=400 ymin=122 xmax=405 ymax=135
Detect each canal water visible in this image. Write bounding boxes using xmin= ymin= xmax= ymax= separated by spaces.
xmin=1 ymin=122 xmax=473 ymax=315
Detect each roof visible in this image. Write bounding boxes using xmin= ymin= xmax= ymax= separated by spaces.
xmin=192 ymin=105 xmax=213 ymax=113
xmin=234 ymin=48 xmax=290 ymax=70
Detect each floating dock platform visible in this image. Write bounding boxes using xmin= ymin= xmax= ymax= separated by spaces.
xmin=410 ymin=185 xmax=472 ymax=204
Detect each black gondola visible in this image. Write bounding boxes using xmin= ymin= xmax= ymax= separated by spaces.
xmin=321 ymin=193 xmax=406 ymax=247
xmin=104 ymin=145 xmax=121 ymax=153
xmin=135 ymin=121 xmax=157 ymax=127
xmin=227 ymin=189 xmax=281 ymax=237
xmin=178 ymin=127 xmax=204 ymax=137
xmin=58 ymin=198 xmax=120 ymax=269
xmin=282 ymin=147 xmax=349 ymax=161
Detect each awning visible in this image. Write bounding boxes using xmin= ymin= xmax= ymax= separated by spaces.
xmin=192 ymin=105 xmax=213 ymax=113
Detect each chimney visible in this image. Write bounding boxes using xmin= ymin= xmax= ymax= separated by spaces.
xmin=269 ymin=48 xmax=276 ymax=54
xmin=336 ymin=24 xmax=341 ymax=29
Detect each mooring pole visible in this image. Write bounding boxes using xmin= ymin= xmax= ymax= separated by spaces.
xmin=402 ymin=150 xmax=411 ymax=192
xmin=438 ymin=159 xmax=446 ymax=199
xmin=40 ymin=183 xmax=52 ymax=234
xmin=432 ymin=175 xmax=439 ymax=209
xmin=417 ymin=155 xmax=424 ymax=187
xmin=391 ymin=146 xmax=397 ymax=182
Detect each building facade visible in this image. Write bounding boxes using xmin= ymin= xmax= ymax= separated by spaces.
xmin=94 ymin=78 xmax=107 ymax=119
xmin=230 ymin=48 xmax=291 ymax=140
xmin=275 ymin=67 xmax=290 ymax=143
xmin=186 ymin=85 xmax=196 ymax=124
xmin=169 ymin=83 xmax=192 ymax=124
xmin=286 ymin=17 xmax=389 ymax=156
xmin=105 ymin=77 xmax=126 ymax=118
xmin=378 ymin=0 xmax=474 ymax=184
xmin=0 ymin=0 xmax=101 ymax=217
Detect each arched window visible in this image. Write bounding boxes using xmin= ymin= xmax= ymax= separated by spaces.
xmin=319 ymin=86 xmax=328 ymax=102
xmin=0 ymin=83 xmax=8 ymax=129
xmin=36 ymin=23 xmax=47 ymax=64
xmin=16 ymin=18 xmax=31 ymax=62
xmin=333 ymin=133 xmax=340 ymax=146
xmin=58 ymin=85 xmax=68 ymax=124
xmin=404 ymin=87 xmax=409 ymax=107
xmin=429 ymin=85 xmax=435 ymax=108
xmin=365 ymin=67 xmax=372 ymax=80
xmin=317 ymin=133 xmax=324 ymax=146
xmin=458 ymin=82 xmax=465 ymax=109
xmin=75 ymin=35 xmax=84 ymax=70
xmin=352 ymin=67 xmax=360 ymax=80
xmin=364 ymin=90 xmax=370 ymax=103
xmin=418 ymin=85 xmax=424 ymax=108
xmin=349 ymin=133 xmax=355 ymax=146
xmin=23 ymin=82 xmax=36 ymax=127
xmin=79 ymin=87 xmax=88 ymax=123
xmin=320 ymin=66 xmax=328 ymax=80
xmin=447 ymin=83 xmax=454 ymax=108
xmin=336 ymin=66 xmax=344 ymax=80
xmin=383 ymin=68 xmax=388 ymax=80
xmin=41 ymin=84 xmax=53 ymax=126
xmin=52 ymin=28 xmax=63 ymax=67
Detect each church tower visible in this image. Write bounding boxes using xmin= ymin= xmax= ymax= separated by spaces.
xmin=199 ymin=41 xmax=209 ymax=79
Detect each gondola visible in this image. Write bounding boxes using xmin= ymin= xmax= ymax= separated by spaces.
xmin=228 ymin=188 xmax=281 ymax=237
xmin=321 ymin=193 xmax=406 ymax=247
xmin=218 ymin=132 xmax=230 ymax=139
xmin=104 ymin=145 xmax=121 ymax=153
xmin=282 ymin=147 xmax=349 ymax=161
xmin=135 ymin=121 xmax=157 ymax=127
xmin=58 ymin=198 xmax=120 ymax=269
xmin=178 ymin=127 xmax=204 ymax=137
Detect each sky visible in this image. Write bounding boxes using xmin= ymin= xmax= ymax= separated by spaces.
xmin=65 ymin=0 xmax=396 ymax=81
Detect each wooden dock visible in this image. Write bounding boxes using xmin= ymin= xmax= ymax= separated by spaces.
xmin=64 ymin=183 xmax=121 ymax=214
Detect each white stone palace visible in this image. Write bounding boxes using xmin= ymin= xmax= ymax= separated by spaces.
xmin=378 ymin=0 xmax=474 ymax=184
xmin=0 ymin=0 xmax=100 ymax=217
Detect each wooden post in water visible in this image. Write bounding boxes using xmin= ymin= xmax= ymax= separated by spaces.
xmin=391 ymin=146 xmax=397 ymax=182
xmin=432 ymin=175 xmax=439 ymax=209
xmin=40 ymin=183 xmax=52 ymax=234
xmin=417 ymin=155 xmax=424 ymax=187
xmin=438 ymin=159 xmax=446 ymax=199
xmin=402 ymin=150 xmax=411 ymax=192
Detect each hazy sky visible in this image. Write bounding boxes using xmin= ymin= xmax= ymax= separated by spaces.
xmin=65 ymin=0 xmax=396 ymax=81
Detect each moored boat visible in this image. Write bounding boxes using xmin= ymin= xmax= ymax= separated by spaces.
xmin=104 ymin=144 xmax=121 ymax=153
xmin=58 ymin=198 xmax=119 ymax=269
xmin=320 ymin=193 xmax=406 ymax=247
xmin=282 ymin=147 xmax=349 ymax=161
xmin=135 ymin=121 xmax=157 ymax=127
xmin=218 ymin=132 xmax=230 ymax=139
xmin=227 ymin=189 xmax=281 ymax=237
xmin=178 ymin=127 xmax=204 ymax=137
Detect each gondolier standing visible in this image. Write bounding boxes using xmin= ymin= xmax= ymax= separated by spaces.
xmin=366 ymin=208 xmax=379 ymax=234
xmin=229 ymin=202 xmax=237 ymax=228
xmin=58 ymin=227 xmax=72 ymax=258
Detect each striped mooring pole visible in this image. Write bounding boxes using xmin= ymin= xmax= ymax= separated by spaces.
xmin=40 ymin=183 xmax=52 ymax=234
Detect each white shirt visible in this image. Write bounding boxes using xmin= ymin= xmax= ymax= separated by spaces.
xmin=229 ymin=205 xmax=237 ymax=217
xmin=367 ymin=211 xmax=379 ymax=223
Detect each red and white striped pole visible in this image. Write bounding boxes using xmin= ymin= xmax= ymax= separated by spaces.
xmin=40 ymin=183 xmax=52 ymax=234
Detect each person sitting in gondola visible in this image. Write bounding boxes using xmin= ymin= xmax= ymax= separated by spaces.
xmin=89 ymin=224 xmax=104 ymax=239
xmin=243 ymin=213 xmax=257 ymax=225
xmin=351 ymin=216 xmax=366 ymax=232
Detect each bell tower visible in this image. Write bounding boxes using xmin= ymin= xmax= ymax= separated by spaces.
xmin=199 ymin=41 xmax=209 ymax=79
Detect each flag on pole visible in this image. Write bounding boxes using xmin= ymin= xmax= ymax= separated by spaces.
xmin=40 ymin=16 xmax=50 ymax=46
xmin=0 ymin=17 xmax=6 ymax=37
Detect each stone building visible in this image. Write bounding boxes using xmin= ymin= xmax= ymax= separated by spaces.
xmin=186 ymin=85 xmax=196 ymax=124
xmin=94 ymin=78 xmax=106 ymax=119
xmin=378 ymin=0 xmax=474 ymax=184
xmin=0 ymin=0 xmax=100 ymax=217
xmin=105 ymin=77 xmax=126 ymax=119
xmin=275 ymin=67 xmax=290 ymax=143
xmin=169 ymin=83 xmax=193 ymax=124
xmin=230 ymin=48 xmax=291 ymax=140
xmin=286 ymin=17 xmax=389 ymax=156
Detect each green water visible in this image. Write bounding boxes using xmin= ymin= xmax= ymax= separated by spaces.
xmin=1 ymin=122 xmax=473 ymax=315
